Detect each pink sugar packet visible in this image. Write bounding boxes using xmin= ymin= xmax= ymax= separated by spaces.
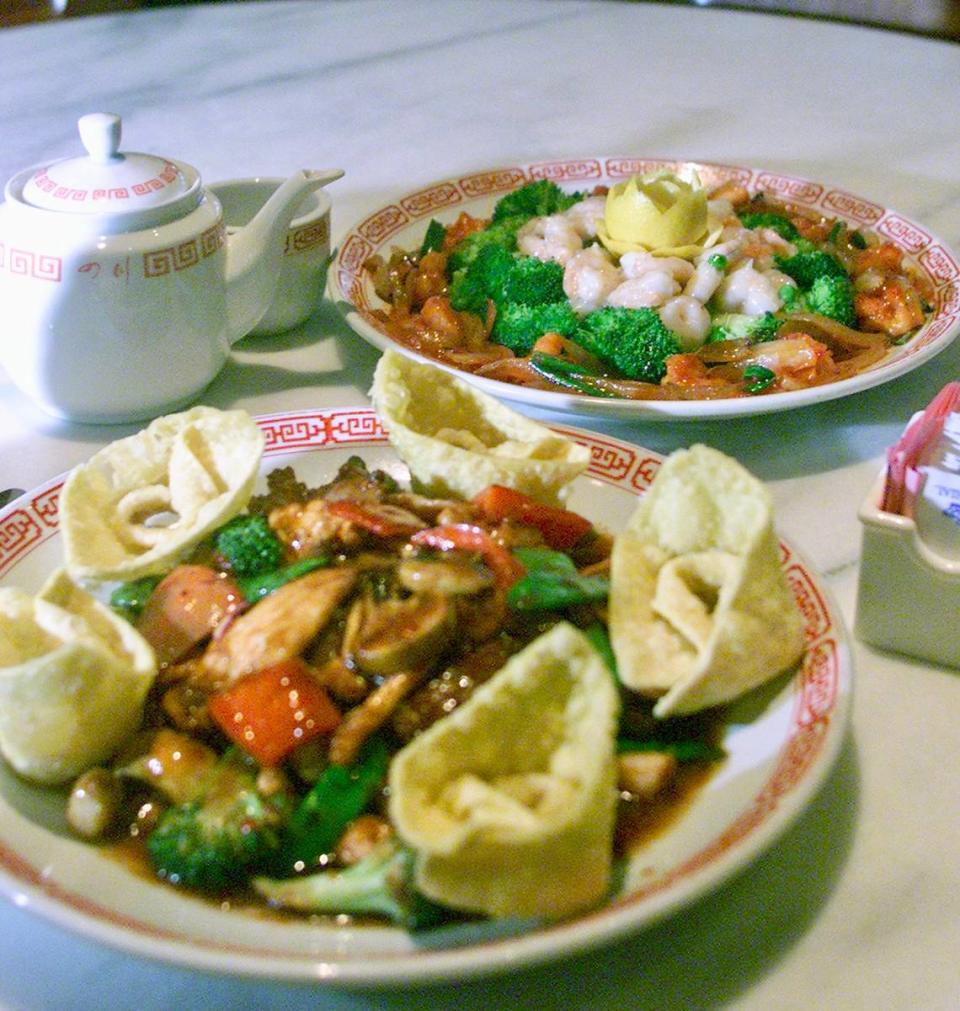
xmin=881 ymin=382 xmax=960 ymax=517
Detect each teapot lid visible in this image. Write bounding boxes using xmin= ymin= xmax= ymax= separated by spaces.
xmin=19 ymin=113 xmax=201 ymax=222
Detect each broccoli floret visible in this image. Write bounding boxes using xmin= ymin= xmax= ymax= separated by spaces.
xmin=448 ymin=243 xmax=515 ymax=317
xmin=805 ymin=274 xmax=856 ymax=326
xmin=737 ymin=211 xmax=800 ymax=242
xmin=214 ymin=514 xmax=283 ymax=578
xmin=109 ymin=576 xmax=161 ymax=622
xmin=446 ymin=215 xmax=526 ymax=276
xmin=494 ymin=255 xmax=565 ymax=306
xmin=147 ymin=753 xmax=290 ymax=891
xmin=706 ymin=311 xmax=781 ymax=344
xmin=775 ymin=249 xmax=847 ymax=289
xmin=491 ymin=179 xmax=583 ymax=223
xmin=452 ymin=250 xmax=566 ymax=321
xmin=574 ymin=307 xmax=682 ymax=383
xmin=253 ymin=842 xmax=446 ymax=930
xmin=491 ymin=301 xmax=580 ymax=355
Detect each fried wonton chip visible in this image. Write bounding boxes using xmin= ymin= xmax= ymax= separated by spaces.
xmin=61 ymin=406 xmax=264 ymax=581
xmin=608 ymin=444 xmax=805 ymax=718
xmin=0 ymin=570 xmax=156 ymax=784
xmin=370 ymin=351 xmax=590 ymax=506
xmin=388 ymin=622 xmax=619 ymax=920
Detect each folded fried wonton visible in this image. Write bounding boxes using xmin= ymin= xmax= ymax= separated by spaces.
xmin=61 ymin=406 xmax=263 ymax=581
xmin=370 ymin=350 xmax=589 ymax=505
xmin=608 ymin=445 xmax=805 ymax=718
xmin=0 ymin=570 xmax=156 ymax=784
xmin=388 ymin=622 xmax=619 ymax=919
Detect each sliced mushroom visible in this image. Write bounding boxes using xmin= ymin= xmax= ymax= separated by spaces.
xmin=397 ymin=556 xmax=494 ymax=596
xmin=617 ymin=752 xmax=678 ymax=801
xmin=202 ymin=566 xmax=357 ymax=687
xmin=347 ymin=592 xmax=456 ymax=677
xmin=117 ymin=728 xmax=218 ymax=805
xmin=67 ymin=768 xmax=123 ymax=840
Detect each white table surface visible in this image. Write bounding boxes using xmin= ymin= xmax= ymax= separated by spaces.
xmin=0 ymin=2 xmax=958 ymax=1008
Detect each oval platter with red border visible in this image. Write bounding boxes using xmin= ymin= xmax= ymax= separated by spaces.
xmin=329 ymin=158 xmax=960 ymax=421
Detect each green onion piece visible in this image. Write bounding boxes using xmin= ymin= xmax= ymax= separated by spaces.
xmin=827 ymin=221 xmax=843 ymax=244
xmin=743 ymin=364 xmax=776 ymax=394
xmin=616 ymin=738 xmax=726 ymax=762
xmin=238 ymin=556 xmax=331 ymax=602
xmin=850 ymin=231 xmax=867 ymax=249
xmin=583 ymin=621 xmax=618 ymax=679
xmin=418 ymin=219 xmax=447 ymax=257
xmin=507 ymin=547 xmax=610 ymax=611
xmin=529 ymin=352 xmax=617 ymax=399
xmin=110 ymin=576 xmax=161 ymax=622
xmin=269 ymin=737 xmax=390 ymax=876
xmin=707 ymin=254 xmax=728 ymax=271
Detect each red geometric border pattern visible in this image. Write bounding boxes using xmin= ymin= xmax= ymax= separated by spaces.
xmin=0 ymin=242 xmax=63 ymax=283
xmin=0 ymin=482 xmax=63 ymax=578
xmin=285 ymin=218 xmax=329 ymax=255
xmin=143 ymin=223 xmax=224 ymax=278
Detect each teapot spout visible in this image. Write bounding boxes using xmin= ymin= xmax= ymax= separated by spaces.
xmin=223 ymin=168 xmax=343 ymax=342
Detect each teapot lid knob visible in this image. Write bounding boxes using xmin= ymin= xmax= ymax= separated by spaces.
xmin=78 ymin=112 xmax=122 ymax=164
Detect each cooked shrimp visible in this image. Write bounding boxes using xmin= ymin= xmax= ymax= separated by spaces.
xmin=563 ymin=196 xmax=606 ymax=239
xmin=743 ymin=335 xmax=838 ymax=389
xmin=659 ymin=295 xmax=712 ymax=350
xmin=713 ymin=261 xmax=785 ymax=315
xmin=606 ymin=273 xmax=680 ymax=309
xmin=563 ymin=245 xmax=623 ymax=313
xmin=517 ymin=214 xmax=583 ymax=264
xmin=620 ymin=251 xmax=694 ymax=283
xmin=683 ymin=260 xmax=725 ymax=303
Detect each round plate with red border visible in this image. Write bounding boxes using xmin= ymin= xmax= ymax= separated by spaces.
xmin=0 ymin=408 xmax=852 ymax=984
xmin=329 ymin=157 xmax=960 ymax=421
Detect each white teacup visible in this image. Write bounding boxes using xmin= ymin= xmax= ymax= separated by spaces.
xmin=209 ymin=177 xmax=332 ymax=336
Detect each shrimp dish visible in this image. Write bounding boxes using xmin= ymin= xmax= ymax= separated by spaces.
xmin=363 ymin=173 xmax=933 ymax=401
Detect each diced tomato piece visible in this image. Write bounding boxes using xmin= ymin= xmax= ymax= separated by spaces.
xmin=136 ymin=565 xmax=244 ymax=667
xmin=324 ymin=500 xmax=426 ymax=537
xmin=471 ymin=485 xmax=593 ymax=550
xmin=208 ymin=659 xmax=341 ymax=766
xmin=410 ymin=523 xmax=525 ymax=591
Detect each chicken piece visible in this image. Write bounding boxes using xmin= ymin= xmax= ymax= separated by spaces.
xmin=269 ymin=499 xmax=363 ymax=556
xmin=328 ymin=670 xmax=420 ymax=767
xmin=202 ymin=567 xmax=357 ymax=687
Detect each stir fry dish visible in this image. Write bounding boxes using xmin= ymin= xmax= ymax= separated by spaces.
xmin=0 ymin=372 xmax=805 ymax=927
xmin=364 ymin=171 xmax=933 ymax=400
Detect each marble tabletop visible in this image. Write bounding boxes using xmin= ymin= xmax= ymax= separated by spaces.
xmin=0 ymin=2 xmax=958 ymax=1008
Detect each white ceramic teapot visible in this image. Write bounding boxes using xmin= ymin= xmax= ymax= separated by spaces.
xmin=0 ymin=113 xmax=343 ymax=423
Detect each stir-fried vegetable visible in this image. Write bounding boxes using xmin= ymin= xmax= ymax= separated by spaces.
xmin=61 ymin=455 xmax=725 ymax=925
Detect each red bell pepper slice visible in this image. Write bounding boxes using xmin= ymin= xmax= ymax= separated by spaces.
xmin=208 ymin=659 xmax=341 ymax=766
xmin=410 ymin=523 xmax=525 ymax=591
xmin=471 ymin=485 xmax=593 ymax=550
xmin=324 ymin=500 xmax=426 ymax=538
